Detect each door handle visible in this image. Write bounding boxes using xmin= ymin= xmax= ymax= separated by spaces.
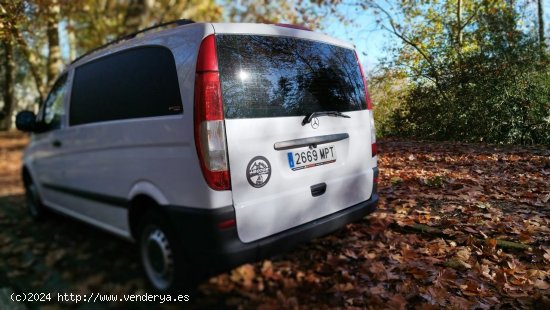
xmin=52 ymin=140 xmax=62 ymax=147
xmin=311 ymin=183 xmax=327 ymax=197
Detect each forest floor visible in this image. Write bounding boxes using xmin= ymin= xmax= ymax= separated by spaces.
xmin=0 ymin=131 xmax=549 ymax=309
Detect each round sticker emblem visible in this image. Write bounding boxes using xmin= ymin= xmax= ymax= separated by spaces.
xmin=246 ymin=156 xmax=271 ymax=188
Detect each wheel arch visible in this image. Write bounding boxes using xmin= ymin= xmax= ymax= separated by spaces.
xmin=127 ymin=182 xmax=171 ymax=240
xmin=128 ymin=195 xmax=159 ymax=240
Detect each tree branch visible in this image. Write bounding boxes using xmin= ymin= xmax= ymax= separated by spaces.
xmin=459 ymin=1 xmax=483 ymax=32
xmin=371 ymin=2 xmax=451 ymax=101
xmin=373 ymin=4 xmax=439 ymax=78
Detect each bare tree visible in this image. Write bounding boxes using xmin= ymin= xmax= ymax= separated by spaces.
xmin=0 ymin=38 xmax=15 ymax=130
xmin=46 ymin=0 xmax=62 ymax=86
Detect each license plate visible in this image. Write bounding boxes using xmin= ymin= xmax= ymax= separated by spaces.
xmin=287 ymin=145 xmax=337 ymax=171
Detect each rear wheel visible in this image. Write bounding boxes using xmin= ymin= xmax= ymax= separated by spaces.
xmin=24 ymin=179 xmax=47 ymax=220
xmin=138 ymin=212 xmax=194 ymax=292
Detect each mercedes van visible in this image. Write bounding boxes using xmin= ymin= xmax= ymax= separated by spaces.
xmin=16 ymin=20 xmax=379 ymax=291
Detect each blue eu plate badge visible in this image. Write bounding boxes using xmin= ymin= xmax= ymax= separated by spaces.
xmin=287 ymin=152 xmax=295 ymax=168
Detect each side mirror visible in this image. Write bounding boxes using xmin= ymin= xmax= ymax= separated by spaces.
xmin=15 ymin=110 xmax=37 ymax=132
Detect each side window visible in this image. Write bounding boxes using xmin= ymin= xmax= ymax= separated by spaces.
xmin=70 ymin=46 xmax=183 ymax=126
xmin=41 ymin=74 xmax=68 ymax=131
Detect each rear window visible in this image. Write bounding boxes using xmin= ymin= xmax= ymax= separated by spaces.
xmin=216 ymin=35 xmax=366 ymax=119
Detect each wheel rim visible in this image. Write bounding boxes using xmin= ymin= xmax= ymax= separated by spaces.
xmin=141 ymin=225 xmax=175 ymax=290
xmin=26 ymin=184 xmax=40 ymax=217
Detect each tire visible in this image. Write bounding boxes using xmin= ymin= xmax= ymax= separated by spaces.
xmin=138 ymin=211 xmax=195 ymax=293
xmin=24 ymin=179 xmax=48 ymax=220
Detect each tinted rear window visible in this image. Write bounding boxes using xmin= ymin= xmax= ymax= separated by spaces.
xmin=216 ymin=35 xmax=366 ymax=119
xmin=70 ymin=46 xmax=182 ymax=126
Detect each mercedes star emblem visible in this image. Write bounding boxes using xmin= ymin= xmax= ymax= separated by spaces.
xmin=311 ymin=117 xmax=319 ymax=129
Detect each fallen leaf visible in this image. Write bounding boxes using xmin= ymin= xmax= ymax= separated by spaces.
xmin=45 ymin=249 xmax=66 ymax=267
xmin=534 ymin=279 xmax=550 ymax=290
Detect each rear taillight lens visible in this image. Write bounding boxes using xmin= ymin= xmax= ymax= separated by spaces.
xmin=354 ymin=50 xmax=372 ymax=110
xmin=355 ymin=50 xmax=377 ymax=157
xmin=198 ymin=120 xmax=228 ymax=171
xmin=194 ymin=35 xmax=231 ymax=190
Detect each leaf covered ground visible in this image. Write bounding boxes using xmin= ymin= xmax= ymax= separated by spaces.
xmin=0 ymin=132 xmax=549 ymax=309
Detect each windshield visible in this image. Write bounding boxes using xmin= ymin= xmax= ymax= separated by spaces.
xmin=216 ymin=34 xmax=366 ymax=119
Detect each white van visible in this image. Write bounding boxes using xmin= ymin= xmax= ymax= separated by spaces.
xmin=16 ymin=20 xmax=379 ymax=291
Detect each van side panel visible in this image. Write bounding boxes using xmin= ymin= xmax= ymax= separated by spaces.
xmin=42 ymin=23 xmax=232 ymax=236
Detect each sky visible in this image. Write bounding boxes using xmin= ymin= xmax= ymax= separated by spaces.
xmin=319 ymin=2 xmax=391 ymax=73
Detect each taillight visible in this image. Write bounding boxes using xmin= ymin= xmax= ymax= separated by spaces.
xmin=194 ymin=35 xmax=231 ymax=190
xmin=354 ymin=50 xmax=372 ymax=110
xmin=355 ymin=50 xmax=377 ymax=157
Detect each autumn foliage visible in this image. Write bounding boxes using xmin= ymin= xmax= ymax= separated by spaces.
xmin=0 ymin=132 xmax=549 ymax=308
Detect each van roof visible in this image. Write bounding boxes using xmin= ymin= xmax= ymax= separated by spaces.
xmin=67 ymin=22 xmax=355 ymax=71
xmin=210 ymin=23 xmax=354 ymax=49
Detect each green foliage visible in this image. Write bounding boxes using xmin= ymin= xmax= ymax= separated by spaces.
xmin=371 ymin=0 xmax=550 ymax=145
xmin=393 ymin=52 xmax=550 ymax=144
xmin=369 ymin=69 xmax=410 ymax=137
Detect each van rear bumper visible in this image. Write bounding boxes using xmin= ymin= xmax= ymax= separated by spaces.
xmin=162 ymin=193 xmax=378 ymax=274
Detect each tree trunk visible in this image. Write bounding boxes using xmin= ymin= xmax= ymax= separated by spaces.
xmin=538 ymin=0 xmax=545 ymax=53
xmin=0 ymin=39 xmax=15 ymax=131
xmin=46 ymin=0 xmax=62 ymax=87
xmin=3 ymin=2 xmax=44 ymax=101
xmin=67 ymin=19 xmax=77 ymax=61
xmin=12 ymin=30 xmax=44 ymax=102
xmin=124 ymin=0 xmax=147 ymax=34
xmin=457 ymin=0 xmax=462 ymax=50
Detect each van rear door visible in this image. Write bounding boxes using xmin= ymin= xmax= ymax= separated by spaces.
xmin=216 ymin=34 xmax=376 ymax=243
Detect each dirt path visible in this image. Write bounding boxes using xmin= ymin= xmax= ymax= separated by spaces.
xmin=0 ymin=132 xmax=549 ymax=308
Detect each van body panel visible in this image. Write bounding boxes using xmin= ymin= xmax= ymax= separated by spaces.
xmin=27 ymin=70 xmax=73 ymax=211
xmin=42 ymin=192 xmax=131 ymax=239
xmin=53 ymin=23 xmax=231 ymax=209
xmin=23 ymin=23 xmax=233 ymax=237
xmin=225 ymin=113 xmax=375 ymax=242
